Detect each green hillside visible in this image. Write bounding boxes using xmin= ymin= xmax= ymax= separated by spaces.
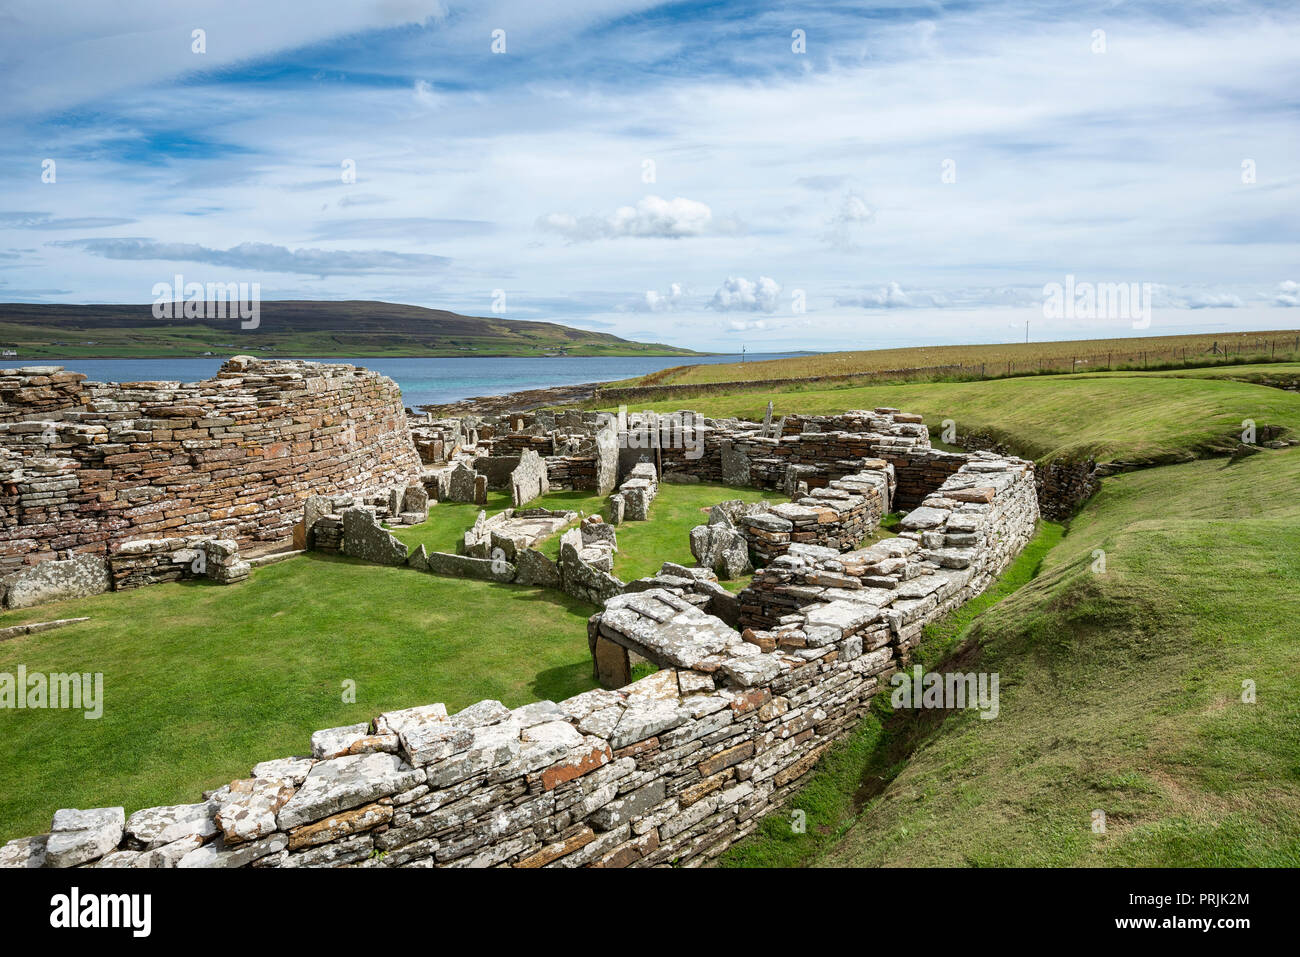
xmin=0 ymin=300 xmax=704 ymax=359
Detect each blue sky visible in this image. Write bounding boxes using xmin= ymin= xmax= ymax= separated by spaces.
xmin=1 ymin=0 xmax=1297 ymax=352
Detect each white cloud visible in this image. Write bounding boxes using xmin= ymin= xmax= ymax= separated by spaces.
xmin=643 ymin=282 xmax=685 ymax=312
xmin=1275 ymin=281 xmax=1300 ymax=307
xmin=537 ymin=195 xmax=712 ymax=241
xmin=709 ymin=276 xmax=781 ymax=313
xmin=1152 ymin=285 xmax=1245 ymax=309
xmin=832 ymin=191 xmax=873 ymax=225
xmin=840 ymin=282 xmax=921 ymax=309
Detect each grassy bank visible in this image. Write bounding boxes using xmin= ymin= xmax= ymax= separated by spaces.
xmin=715 ymin=444 xmax=1300 ymax=867
xmin=816 ymin=446 xmax=1300 ymax=866
xmin=716 ymin=520 xmax=1065 ymax=868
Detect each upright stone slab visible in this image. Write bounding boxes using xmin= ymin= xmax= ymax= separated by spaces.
xmin=445 ymin=462 xmax=479 ymax=503
xmin=510 ymin=449 xmax=549 ymax=507
xmin=340 ymin=508 xmax=409 ymax=566
xmin=1 ymin=553 xmax=110 ymax=609
xmin=402 ymin=485 xmax=429 ymax=515
xmin=720 ymin=439 xmax=751 ymax=486
xmin=594 ymin=420 xmax=619 ymax=496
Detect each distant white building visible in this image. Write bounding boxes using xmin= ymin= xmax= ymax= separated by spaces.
xmin=1 ymin=349 xmax=16 ymax=357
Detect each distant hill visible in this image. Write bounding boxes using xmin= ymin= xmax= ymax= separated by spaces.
xmin=0 ymin=300 xmax=704 ymax=359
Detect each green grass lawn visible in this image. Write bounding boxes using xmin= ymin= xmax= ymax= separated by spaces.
xmin=608 ymin=483 xmax=787 ymax=583
xmin=0 ymin=478 xmax=788 ymax=844
xmin=388 ymin=489 xmax=516 ymax=555
xmin=615 ymin=369 xmax=1300 ymax=467
xmin=0 ymin=554 xmax=598 ymax=845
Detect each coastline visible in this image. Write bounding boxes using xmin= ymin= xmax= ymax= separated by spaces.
xmin=416 ymin=379 xmax=610 ymax=416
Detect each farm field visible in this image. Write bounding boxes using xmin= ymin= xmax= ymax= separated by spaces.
xmin=622 ymin=330 xmax=1300 ymax=388
xmin=615 ymin=368 xmax=1300 ymax=466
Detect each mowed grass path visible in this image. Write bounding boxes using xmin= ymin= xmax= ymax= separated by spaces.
xmin=624 ymin=370 xmax=1300 ymax=465
xmin=0 ymin=554 xmax=598 ymax=844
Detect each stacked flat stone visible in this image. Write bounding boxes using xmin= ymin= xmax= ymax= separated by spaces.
xmin=738 ymin=453 xmax=1038 ymax=658
xmin=657 ymin=408 xmax=933 ymax=499
xmin=610 ymin=462 xmax=659 ymax=523
xmin=0 ymin=366 xmax=87 ymax=421
xmin=109 ymin=536 xmax=251 ymax=590
xmin=736 ymin=462 xmax=892 ymax=564
xmin=0 ymin=358 xmax=422 ymax=579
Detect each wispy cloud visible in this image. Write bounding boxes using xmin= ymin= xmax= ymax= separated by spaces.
xmin=52 ymin=238 xmax=451 ymax=276
xmin=1 ymin=212 xmax=135 ymax=230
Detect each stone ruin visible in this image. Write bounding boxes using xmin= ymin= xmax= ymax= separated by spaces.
xmin=4 ymin=392 xmax=1044 ymax=869
xmin=609 ymin=461 xmax=658 ymax=524
xmin=0 ymin=357 xmax=424 ymax=608
xmin=409 ymin=407 xmax=619 ymax=513
xmin=510 ymin=449 xmax=549 ymax=508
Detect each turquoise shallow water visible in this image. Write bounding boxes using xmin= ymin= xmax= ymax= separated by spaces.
xmin=32 ymin=354 xmax=811 ymax=408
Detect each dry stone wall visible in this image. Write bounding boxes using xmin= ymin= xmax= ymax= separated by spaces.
xmin=0 ymin=358 xmax=423 ymax=579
